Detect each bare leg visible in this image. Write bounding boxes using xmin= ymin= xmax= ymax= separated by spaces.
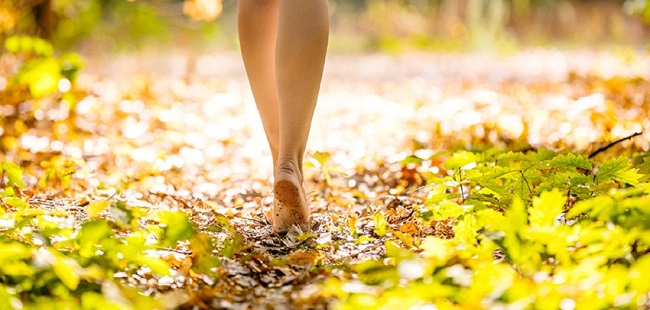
xmin=272 ymin=0 xmax=329 ymax=233
xmin=238 ymin=0 xmax=329 ymax=233
xmin=238 ymin=0 xmax=281 ymax=163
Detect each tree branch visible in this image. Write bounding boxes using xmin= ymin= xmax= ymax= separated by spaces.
xmin=588 ymin=132 xmax=643 ymax=159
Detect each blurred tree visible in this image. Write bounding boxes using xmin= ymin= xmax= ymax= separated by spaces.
xmin=31 ymin=0 xmax=56 ymax=39
xmin=466 ymin=0 xmax=509 ymax=48
xmin=0 ymin=0 xmax=222 ymax=50
xmin=625 ymin=0 xmax=650 ymax=22
xmin=1 ymin=0 xmax=103 ymax=48
xmin=0 ymin=0 xmax=646 ymax=53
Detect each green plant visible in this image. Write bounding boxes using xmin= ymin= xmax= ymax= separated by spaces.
xmin=331 ymin=149 xmax=650 ymax=309
xmin=625 ymin=0 xmax=650 ymax=22
xmin=0 ymin=160 xmax=220 ymax=309
xmin=4 ymin=35 xmax=83 ymax=98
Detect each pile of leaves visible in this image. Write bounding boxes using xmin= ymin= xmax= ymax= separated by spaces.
xmin=1 ymin=42 xmax=650 ymax=309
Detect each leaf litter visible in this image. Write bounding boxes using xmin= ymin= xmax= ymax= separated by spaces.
xmin=1 ymin=50 xmax=650 ymax=309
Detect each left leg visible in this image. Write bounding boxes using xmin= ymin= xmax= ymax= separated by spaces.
xmin=237 ymin=0 xmax=281 ymax=165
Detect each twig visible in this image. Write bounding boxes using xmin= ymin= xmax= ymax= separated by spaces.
xmin=588 ymin=132 xmax=643 ymax=159
xmin=520 ymin=170 xmax=532 ymax=194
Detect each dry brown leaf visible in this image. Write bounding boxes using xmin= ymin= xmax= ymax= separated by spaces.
xmin=288 ymin=249 xmax=324 ymax=267
xmin=398 ymin=221 xmax=420 ymax=235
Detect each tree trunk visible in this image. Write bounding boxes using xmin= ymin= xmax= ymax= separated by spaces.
xmin=32 ymin=0 xmax=56 ymax=40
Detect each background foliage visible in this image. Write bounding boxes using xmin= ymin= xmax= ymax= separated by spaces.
xmin=1 ymin=0 xmax=650 ymax=53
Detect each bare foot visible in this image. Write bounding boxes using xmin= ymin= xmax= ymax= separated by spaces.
xmin=273 ymin=159 xmax=309 ymax=234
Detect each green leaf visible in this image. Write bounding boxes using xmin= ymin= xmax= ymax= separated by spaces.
xmin=81 ymin=292 xmax=123 ymax=310
xmin=3 ymin=197 xmax=27 ymax=208
xmin=476 ymin=208 xmax=507 ymax=231
xmin=567 ymin=195 xmax=615 ymax=219
xmin=32 ymin=37 xmax=55 ymax=56
xmin=2 ymin=261 xmax=35 ymax=277
xmin=79 ymin=220 xmax=112 ymax=258
xmin=444 ymin=151 xmax=479 ymax=170
xmin=497 ymin=196 xmax=527 ymax=264
xmin=0 ymin=242 xmax=32 ymax=265
xmin=373 ymin=212 xmax=387 ymax=237
xmin=158 ymin=211 xmax=196 ymax=247
xmin=190 ymin=233 xmax=220 ymax=274
xmin=613 ymin=168 xmax=643 ymax=187
xmin=353 ymin=260 xmax=399 ymax=285
xmin=431 ymin=200 xmax=465 ymax=220
xmin=4 ymin=36 xmax=21 ymax=53
xmin=355 ymin=235 xmax=375 ymax=245
xmin=52 ymin=253 xmax=81 ymax=290
xmin=15 ymin=58 xmax=61 ymax=97
xmin=512 ymin=169 xmax=542 ymax=198
xmin=630 ymin=255 xmax=650 ymax=293
xmin=312 ymin=151 xmax=331 ymax=166
xmin=526 ymin=148 xmax=556 ymax=162
xmin=107 ymin=201 xmax=134 ymax=228
xmin=476 ymin=165 xmax=515 ymax=181
xmin=1 ymin=162 xmax=25 ymax=188
xmin=5 ymin=36 xmax=54 ymax=56
xmin=59 ymin=52 xmax=85 ymax=82
xmin=218 ymin=232 xmax=246 ymax=258
xmin=496 ymin=151 xmax=529 ymax=164
xmin=496 ymin=149 xmax=553 ymax=167
xmin=385 ymin=240 xmax=411 ymax=261
xmin=394 ymin=230 xmax=415 ymax=248
xmin=529 ymin=189 xmax=566 ymax=227
xmin=551 ymin=153 xmax=592 ymax=170
xmin=454 ymin=214 xmax=479 ymax=245
xmin=192 ymin=254 xmax=221 ymax=276
xmin=419 ymin=236 xmax=454 ymax=263
xmin=0 ymin=284 xmax=21 ymax=310
xmin=88 ymin=200 xmax=109 ymax=218
xmin=135 ymin=256 xmax=171 ymax=276
xmin=400 ymin=155 xmax=424 ymax=166
xmin=596 ymin=157 xmax=641 ymax=186
xmin=507 ymin=195 xmax=527 ymax=234
xmin=477 ymin=178 xmax=511 ymax=199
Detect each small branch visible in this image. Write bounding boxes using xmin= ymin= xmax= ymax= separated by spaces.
xmin=588 ymin=132 xmax=643 ymax=159
xmin=520 ymin=170 xmax=532 ymax=194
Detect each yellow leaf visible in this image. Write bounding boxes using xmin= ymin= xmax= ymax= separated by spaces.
xmin=476 ymin=208 xmax=507 ymax=231
xmin=136 ymin=256 xmax=171 ymax=276
xmin=420 ymin=236 xmax=453 ymax=263
xmin=454 ymin=214 xmax=479 ymax=245
xmin=288 ymin=249 xmax=323 ymax=266
xmin=52 ymin=255 xmax=80 ymax=290
xmin=88 ymin=200 xmax=109 ymax=218
xmin=530 ymin=189 xmax=566 ymax=227
xmin=373 ymin=212 xmax=387 ymax=237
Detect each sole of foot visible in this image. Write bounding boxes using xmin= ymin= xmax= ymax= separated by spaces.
xmin=273 ymin=163 xmax=310 ymax=234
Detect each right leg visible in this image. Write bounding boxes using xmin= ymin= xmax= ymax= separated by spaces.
xmin=238 ymin=0 xmax=281 ymax=164
xmin=272 ymin=0 xmax=329 ymax=233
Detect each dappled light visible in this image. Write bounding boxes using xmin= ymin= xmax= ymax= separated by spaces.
xmin=2 ymin=0 xmax=650 ymax=309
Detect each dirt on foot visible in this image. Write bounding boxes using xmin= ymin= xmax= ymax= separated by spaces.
xmin=273 ymin=163 xmax=310 ymax=233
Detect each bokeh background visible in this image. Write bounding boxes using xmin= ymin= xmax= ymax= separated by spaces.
xmin=2 ymin=0 xmax=650 ymax=56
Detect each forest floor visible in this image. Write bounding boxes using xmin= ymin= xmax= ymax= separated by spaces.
xmin=2 ymin=49 xmax=650 ymax=309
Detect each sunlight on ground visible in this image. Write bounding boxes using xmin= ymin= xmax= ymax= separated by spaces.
xmin=54 ymin=50 xmax=648 ymax=200
xmin=3 ymin=48 xmax=650 ymax=308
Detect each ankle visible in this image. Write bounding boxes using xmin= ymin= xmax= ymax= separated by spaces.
xmin=275 ymin=157 xmax=300 ymax=171
xmin=274 ymin=157 xmax=304 ymax=184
